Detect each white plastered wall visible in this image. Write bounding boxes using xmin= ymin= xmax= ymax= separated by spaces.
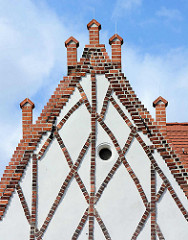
xmin=1 ymin=74 xmax=188 ymax=239
xmin=0 ymin=183 xmax=30 ymax=240
xmin=153 ymin=150 xmax=188 ymax=239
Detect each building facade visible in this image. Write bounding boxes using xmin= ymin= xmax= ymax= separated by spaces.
xmin=0 ymin=19 xmax=188 ymax=240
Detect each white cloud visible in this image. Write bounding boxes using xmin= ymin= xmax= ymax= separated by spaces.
xmin=122 ymin=46 xmax=188 ymax=123
xmin=0 ymin=1 xmax=70 ymax=101
xmin=112 ymin=0 xmax=142 ymax=19
xmin=0 ymin=0 xmax=188 ymax=180
xmin=156 ymin=7 xmax=183 ymax=21
xmin=0 ymin=0 xmax=88 ymax=178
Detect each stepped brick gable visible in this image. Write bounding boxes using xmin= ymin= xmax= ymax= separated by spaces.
xmin=0 ymin=20 xmax=188 ymax=240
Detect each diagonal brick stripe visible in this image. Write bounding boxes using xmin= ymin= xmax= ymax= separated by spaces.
xmin=38 ymin=132 xmax=54 ymax=160
xmin=95 ymin=208 xmax=111 ymax=240
xmin=72 ymin=208 xmax=89 ymax=240
xmin=57 ymin=98 xmax=84 ymax=130
xmin=16 ymin=184 xmax=31 ymax=223
xmin=156 ymin=223 xmax=165 ymax=240
xmin=54 ymin=130 xmax=90 ymax=204
xmin=36 ymin=135 xmax=91 ymax=239
xmin=155 ymin=182 xmax=167 ymax=202
xmin=131 ymin=204 xmax=151 ymax=239
xmin=136 ymin=132 xmax=188 ymax=221
xmin=96 ymin=114 xmax=149 ymax=207
xmin=100 ymin=86 xmax=113 ymax=117
xmin=95 ymin=130 xmax=135 ymax=203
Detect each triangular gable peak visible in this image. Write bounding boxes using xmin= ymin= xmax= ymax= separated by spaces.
xmin=0 ymin=20 xmax=188 ymax=239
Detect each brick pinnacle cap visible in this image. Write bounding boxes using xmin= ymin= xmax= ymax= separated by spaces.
xmin=109 ymin=34 xmax=123 ymax=45
xmin=20 ymin=98 xmax=35 ymax=109
xmin=65 ymin=36 xmax=79 ymax=48
xmin=153 ymin=96 xmax=168 ymax=107
xmin=87 ymin=19 xmax=101 ymax=30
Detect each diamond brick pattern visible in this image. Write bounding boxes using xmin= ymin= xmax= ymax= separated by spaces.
xmin=0 ymin=20 xmax=188 ymax=240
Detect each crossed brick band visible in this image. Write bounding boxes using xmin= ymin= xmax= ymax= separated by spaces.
xmin=16 ymin=74 xmax=188 ymax=240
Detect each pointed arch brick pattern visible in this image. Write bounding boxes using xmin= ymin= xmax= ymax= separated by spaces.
xmin=0 ymin=39 xmax=188 ymax=240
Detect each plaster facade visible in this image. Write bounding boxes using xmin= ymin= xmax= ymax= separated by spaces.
xmin=0 ymin=19 xmax=188 ymax=239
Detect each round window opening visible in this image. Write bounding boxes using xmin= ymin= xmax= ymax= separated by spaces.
xmin=97 ymin=143 xmax=113 ymax=161
xmin=99 ymin=148 xmax=112 ymax=160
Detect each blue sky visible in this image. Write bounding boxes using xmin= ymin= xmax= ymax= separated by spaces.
xmin=0 ymin=0 xmax=188 ymax=177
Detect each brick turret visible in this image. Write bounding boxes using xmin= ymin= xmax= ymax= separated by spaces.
xmin=153 ymin=96 xmax=168 ymax=136
xmin=65 ymin=36 xmax=79 ymax=74
xmin=87 ymin=19 xmax=101 ymax=45
xmin=109 ymin=34 xmax=123 ymax=69
xmin=20 ymin=98 xmax=35 ymax=137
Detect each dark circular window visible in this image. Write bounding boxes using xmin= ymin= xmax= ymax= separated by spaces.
xmin=99 ymin=148 xmax=112 ymax=160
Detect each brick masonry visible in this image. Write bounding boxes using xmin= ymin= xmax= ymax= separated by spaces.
xmin=0 ymin=19 xmax=188 ymax=240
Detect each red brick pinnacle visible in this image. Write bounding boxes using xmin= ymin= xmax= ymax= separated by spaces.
xmin=65 ymin=36 xmax=79 ymax=70
xmin=87 ymin=19 xmax=101 ymax=45
xmin=153 ymin=96 xmax=168 ymax=136
xmin=109 ymin=34 xmax=123 ymax=45
xmin=153 ymin=96 xmax=168 ymax=107
xmin=20 ymin=98 xmax=35 ymax=109
xmin=65 ymin=36 xmax=79 ymax=48
xmin=20 ymin=98 xmax=35 ymax=138
xmin=109 ymin=34 xmax=123 ymax=69
xmin=87 ymin=19 xmax=101 ymax=30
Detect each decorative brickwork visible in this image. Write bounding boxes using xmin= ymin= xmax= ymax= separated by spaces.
xmin=0 ymin=19 xmax=188 ymax=240
xmin=65 ymin=36 xmax=79 ymax=73
xmin=153 ymin=96 xmax=168 ymax=136
xmin=87 ymin=19 xmax=101 ymax=45
xmin=109 ymin=34 xmax=123 ymax=69
xmin=20 ymin=98 xmax=35 ymax=137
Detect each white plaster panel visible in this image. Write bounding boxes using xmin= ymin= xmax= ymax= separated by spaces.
xmin=138 ymin=131 xmax=152 ymax=146
xmin=34 ymin=131 xmax=51 ymax=155
xmin=56 ymin=87 xmax=81 ymax=125
xmin=156 ymin=171 xmax=163 ymax=193
xmin=0 ymin=191 xmax=30 ymax=239
xmin=95 ymin=122 xmax=119 ymax=191
xmin=96 ymin=164 xmax=145 ymax=239
xmin=112 ymin=92 xmax=136 ymax=127
xmin=80 ymin=74 xmax=91 ymax=105
xmin=153 ymin=150 xmax=188 ymax=212
xmin=94 ymin=219 xmax=106 ymax=239
xmin=78 ymin=219 xmax=89 ymax=239
xmin=104 ymin=101 xmax=131 ymax=149
xmin=77 ymin=145 xmax=91 ymax=194
xmin=157 ymin=190 xmax=188 ymax=239
xmin=126 ymin=138 xmax=151 ymax=201
xmin=37 ymin=138 xmax=70 ymax=228
xmin=43 ymin=178 xmax=88 ymax=239
xmin=137 ymin=216 xmax=151 ymax=239
xmin=96 ymin=74 xmax=110 ymax=114
xmin=59 ymin=104 xmax=90 ymax=163
xmin=19 ymin=157 xmax=32 ymax=213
